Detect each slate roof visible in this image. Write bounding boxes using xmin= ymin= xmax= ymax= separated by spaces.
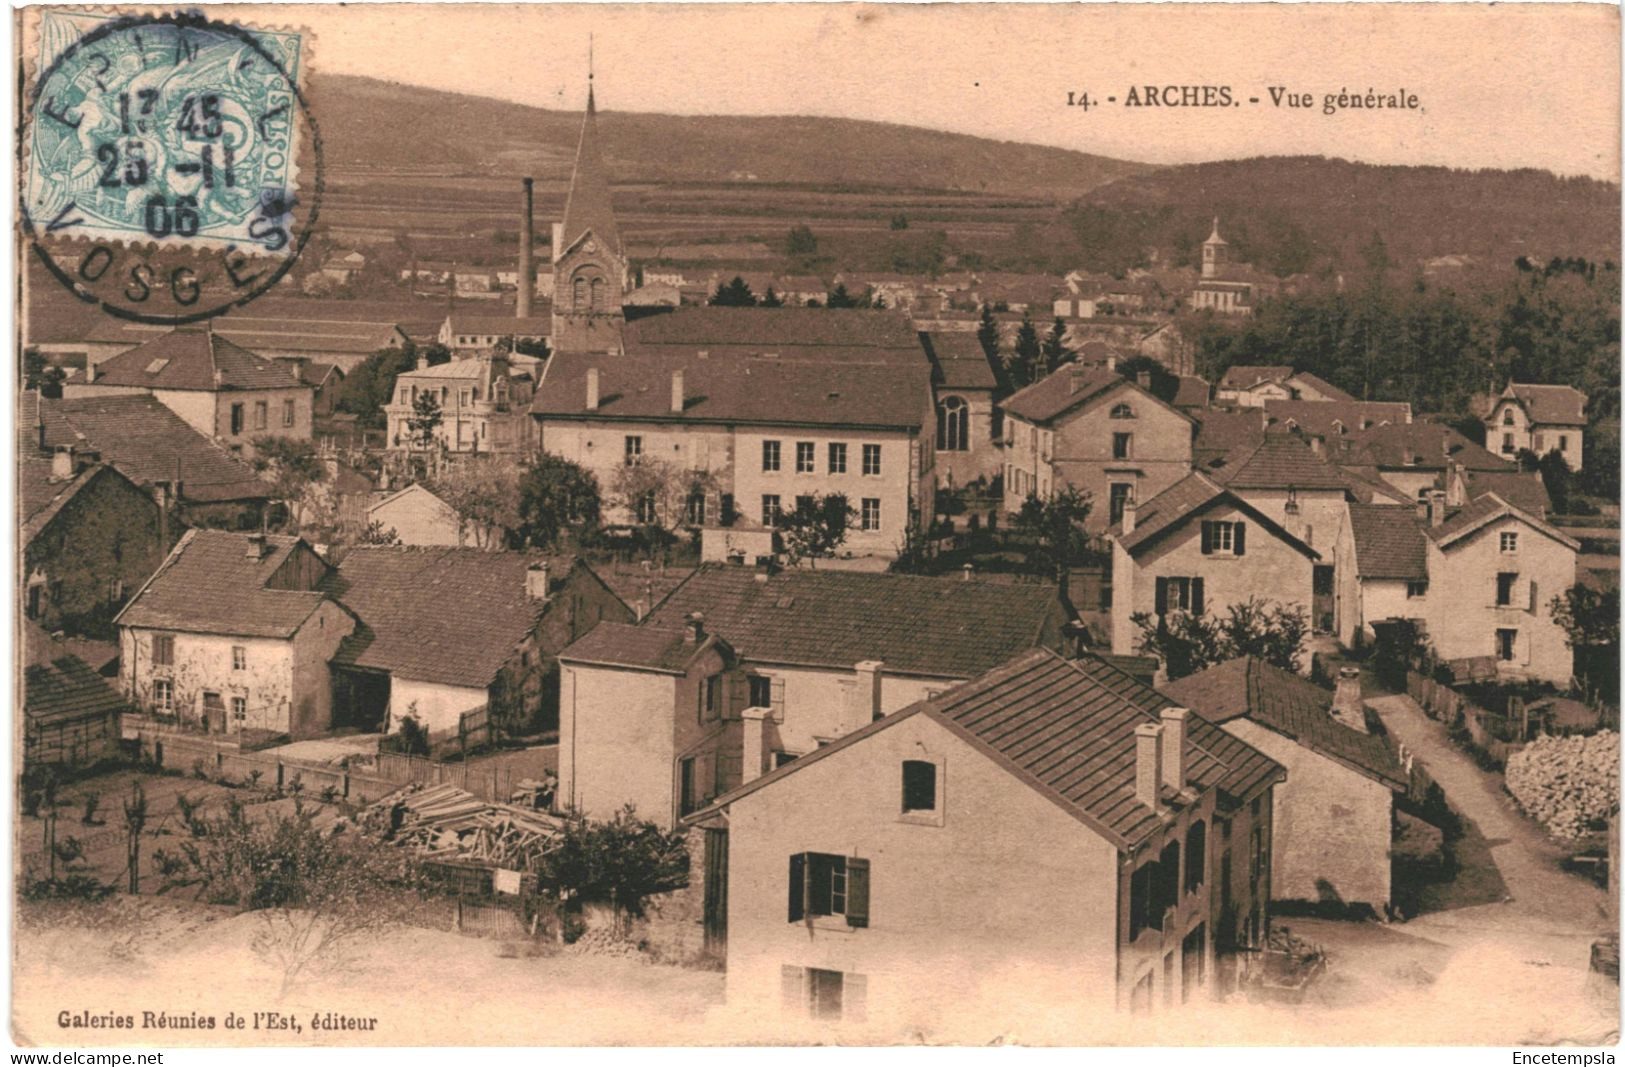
xmin=1288 ymin=371 xmax=1358 ymax=403
xmin=117 ymin=530 xmax=329 ymax=639
xmin=1346 ymin=504 xmax=1429 ymax=580
xmin=1208 ymin=433 xmax=1349 ymax=490
xmin=32 ymin=394 xmax=271 ymax=503
xmin=644 ymin=565 xmax=1063 ymax=679
xmin=533 ymin=351 xmax=929 ymax=431
xmin=1220 ymin=365 xmax=1294 ymax=390
xmin=559 ymin=622 xmax=723 ymax=674
xmin=86 ymin=327 xmax=305 ymax=391
xmin=920 ymin=331 xmax=999 ymax=391
xmin=1264 ymin=399 xmax=1413 ymax=440
xmin=560 ymin=88 xmax=623 ymax=257
xmin=624 ymin=307 xmax=923 ymax=355
xmin=695 ymin=649 xmax=1284 ymax=848
xmin=321 ymin=548 xmax=581 ymax=688
xmin=1505 ymin=383 xmax=1587 ymax=426
xmin=1160 ymin=657 xmax=1408 ymax=791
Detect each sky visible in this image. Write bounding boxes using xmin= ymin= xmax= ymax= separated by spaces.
xmin=39 ymin=3 xmax=1625 ymax=180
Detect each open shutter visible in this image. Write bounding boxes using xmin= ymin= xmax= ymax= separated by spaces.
xmin=1199 ymin=521 xmax=1213 ymax=555
xmin=1528 ymin=579 xmax=1538 ymax=613
xmin=727 ymin=673 xmax=749 ymax=721
xmin=1190 ymin=578 xmax=1205 ymax=616
xmin=1233 ymin=522 xmax=1246 ymax=556
xmin=845 ymin=857 xmax=871 ymax=928
xmin=788 ymin=853 xmax=806 ymax=922
xmin=771 ymin=676 xmax=786 ymax=723
xmin=843 ymin=973 xmax=868 ymax=1023
xmin=808 ymin=854 xmax=834 ymax=916
xmin=781 ymin=965 xmax=806 ymax=1012
xmin=1155 ymin=577 xmax=1169 ymax=616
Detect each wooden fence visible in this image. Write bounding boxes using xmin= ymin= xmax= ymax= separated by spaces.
xmin=371 ymin=750 xmax=548 ymax=805
xmin=1405 ymin=672 xmax=1529 ymax=768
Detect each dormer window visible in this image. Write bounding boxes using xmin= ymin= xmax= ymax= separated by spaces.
xmin=1502 ymin=410 xmax=1516 ymax=426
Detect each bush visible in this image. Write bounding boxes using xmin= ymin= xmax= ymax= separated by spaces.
xmin=536 ymin=806 xmax=690 ymax=921
xmin=21 ymin=874 xmax=115 ymax=902
xmin=1505 ymin=731 xmax=1619 ymax=840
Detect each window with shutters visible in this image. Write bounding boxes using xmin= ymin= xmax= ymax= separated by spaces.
xmin=1112 ymin=432 xmax=1132 ymax=459
xmin=254 ymin=402 xmax=268 ymax=431
xmin=699 ymin=674 xmax=722 ymax=723
xmin=1496 ymin=572 xmax=1518 ymax=606
xmin=1109 ymin=483 xmax=1133 ymax=524
xmin=1154 ymin=576 xmax=1204 ymax=616
xmin=1407 ymin=580 xmax=1429 ymax=599
xmin=782 ymin=966 xmax=867 ymax=1022
xmin=787 ymin=852 xmax=870 ymax=928
xmin=1200 ymin=519 xmax=1245 ymax=557
xmin=679 ymin=757 xmax=698 ymax=816
xmin=1497 ymin=628 xmax=1518 ymax=662
xmin=230 ymin=403 xmax=244 ymax=436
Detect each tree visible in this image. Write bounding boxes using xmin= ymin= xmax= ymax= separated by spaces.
xmin=357 ymin=520 xmax=400 ymax=546
xmin=516 ymin=454 xmax=603 ymax=549
xmin=121 ymin=783 xmax=147 ymax=895
xmin=1041 ymin=317 xmax=1072 ymax=376
xmin=430 ymin=458 xmax=524 ymax=549
xmin=786 ymin=225 xmax=818 ymax=257
xmin=1133 ymin=609 xmax=1226 ymax=682
xmin=610 ymin=458 xmax=717 ymax=555
xmin=825 ymin=283 xmax=858 ymax=309
xmin=1536 ymin=449 xmax=1573 ymax=514
xmin=976 ymin=303 xmax=1000 ymax=361
xmin=760 ymin=286 xmax=784 ymax=308
xmin=775 ymin=494 xmax=856 ymax=569
xmin=249 ymin=437 xmax=329 ymax=532
xmin=23 ymin=347 xmax=65 ymax=398
xmin=890 ymin=213 xmax=909 ymax=230
xmin=535 ymin=806 xmax=690 ymax=926
xmin=1114 ymin=355 xmax=1182 ymax=405
xmin=1549 ymin=585 xmax=1620 ymax=649
xmin=710 ymin=276 xmax=758 ymax=307
xmin=1011 ymin=488 xmax=1093 ymax=608
xmin=404 ymin=391 xmax=443 ymax=451
xmin=1132 ymin=597 xmax=1310 ymax=680
xmin=336 ymin=341 xmax=450 ymax=430
xmin=1004 ymin=311 xmax=1042 ymax=389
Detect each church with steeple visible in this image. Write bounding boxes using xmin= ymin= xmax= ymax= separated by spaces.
xmin=550 ymin=68 xmax=629 ymax=354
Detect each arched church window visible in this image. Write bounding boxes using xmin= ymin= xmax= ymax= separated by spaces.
xmin=573 ymin=277 xmax=587 ymax=310
xmin=936 ymin=395 xmax=969 ymax=452
xmin=591 ymin=277 xmax=605 ymax=311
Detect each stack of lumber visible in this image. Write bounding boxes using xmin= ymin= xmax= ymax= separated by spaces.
xmin=366 ymin=783 xmax=567 ymax=870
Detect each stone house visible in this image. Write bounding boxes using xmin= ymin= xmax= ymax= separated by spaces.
xmin=1162 ymin=658 xmax=1409 ymax=914
xmin=687 ymin=650 xmax=1283 ymax=1025
xmin=555 ymin=565 xmax=1069 ymax=826
xmin=22 ymin=452 xmax=165 ymax=639
xmin=1001 ymin=367 xmax=1195 ymax=532
xmin=319 ymin=549 xmax=632 ymax=736
xmin=64 ymin=326 xmax=314 ymax=450
xmin=384 ymin=353 xmax=535 ymax=455
xmin=1486 ymin=382 xmax=1587 ymax=473
xmin=1108 ymin=473 xmax=1320 ymax=660
xmin=116 ymin=531 xmax=357 ymax=739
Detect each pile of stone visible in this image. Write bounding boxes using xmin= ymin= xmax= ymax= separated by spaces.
xmin=1506 ymin=730 xmax=1619 ymax=840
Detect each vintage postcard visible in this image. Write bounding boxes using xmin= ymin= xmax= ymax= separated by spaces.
xmin=11 ymin=1 xmax=1622 ymax=1050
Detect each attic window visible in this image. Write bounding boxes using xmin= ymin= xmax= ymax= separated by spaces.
xmin=145 ymin=358 xmax=170 ymax=374
xmin=774 ymin=595 xmax=796 ymax=609
xmin=1110 ymin=402 xmax=1135 ymax=419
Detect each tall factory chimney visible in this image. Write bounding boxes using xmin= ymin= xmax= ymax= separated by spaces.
xmin=517 ymin=177 xmax=535 ymax=320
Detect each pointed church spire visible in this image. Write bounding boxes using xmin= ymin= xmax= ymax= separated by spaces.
xmin=1206 ymin=216 xmax=1226 ymax=245
xmin=560 ymin=53 xmax=621 ymax=259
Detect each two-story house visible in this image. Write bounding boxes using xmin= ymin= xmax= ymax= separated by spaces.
xmin=1002 ymin=367 xmax=1194 ymax=532
xmin=1216 ymin=366 xmax=1354 ymax=408
xmin=687 ymin=649 xmax=1283 ymax=1027
xmin=384 ymin=353 xmax=535 ymax=455
xmin=1109 ymin=473 xmax=1319 ymax=661
xmin=555 ymin=565 xmax=1069 ymax=827
xmin=439 ymin=313 xmax=551 ymax=357
xmin=534 ymin=351 xmax=935 ymax=559
xmin=1486 ymin=382 xmax=1587 ymax=473
xmin=64 ymin=326 xmax=314 ymax=450
xmin=116 ymin=531 xmax=356 ymax=739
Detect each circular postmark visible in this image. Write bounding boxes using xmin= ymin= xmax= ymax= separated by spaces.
xmin=21 ymin=10 xmax=323 ymax=324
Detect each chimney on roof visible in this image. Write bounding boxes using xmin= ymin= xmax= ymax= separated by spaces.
xmin=550 ymin=221 xmax=564 ymax=266
xmin=1160 ymin=707 xmax=1189 ymax=793
xmin=287 ymin=357 xmax=304 ymax=383
xmin=1121 ymin=496 xmax=1137 ymax=535
xmin=1137 ymin=371 xmax=1152 ymax=389
xmin=1134 ymin=723 xmax=1165 ymax=813
xmin=213 ymin=368 xmax=225 ymax=388
xmin=245 ymin=532 xmax=269 ymax=561
xmin=50 ymin=447 xmax=74 ymax=482
xmin=1069 ymin=374 xmax=1084 ymax=395
xmin=853 ymin=660 xmax=884 ymax=727
xmin=961 ymin=562 xmax=974 ymax=582
xmin=84 ymin=358 xmax=97 ymax=384
xmin=684 ymin=611 xmax=705 ymax=644
xmin=1331 ymin=666 xmax=1369 ymax=733
xmin=670 ymin=370 xmax=685 ymax=414
xmin=417 ymin=354 xmax=430 ymax=372
xmin=741 ymin=705 xmax=771 ymax=784
xmin=518 ymin=177 xmax=535 ymax=320
xmin=1106 ymin=354 xmax=1117 ymax=372
xmin=526 ymin=560 xmax=552 ymax=601
xmin=586 ymin=367 xmax=600 ymax=411
xmin=1428 ymin=489 xmax=1446 ymax=528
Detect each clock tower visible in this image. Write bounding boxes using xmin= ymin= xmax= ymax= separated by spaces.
xmin=551 ymin=73 xmax=628 ymax=354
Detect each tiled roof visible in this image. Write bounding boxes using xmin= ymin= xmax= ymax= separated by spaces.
xmin=301 ymin=362 xmax=340 ymax=388
xmin=26 ymin=651 xmax=131 ymax=729
xmin=321 ymin=548 xmax=581 ymax=688
xmin=32 ymin=394 xmax=271 ymax=503
xmin=559 ymin=90 xmax=622 ymax=257
xmin=89 ymin=319 xmax=407 ymax=356
xmin=447 ymin=314 xmax=551 ymax=336
xmin=1506 ymin=383 xmax=1586 ymax=426
xmin=1264 ymin=399 xmax=1413 ymax=441
xmin=117 ymin=530 xmax=329 ymax=639
xmin=695 ymin=650 xmax=1283 ymax=847
xmin=1172 ymin=376 xmax=1210 ymax=408
xmin=1346 ymin=504 xmax=1429 ymax=580
xmin=1160 ymin=657 xmax=1407 ymax=791
xmin=920 ymin=331 xmax=998 ymax=391
xmin=1001 ymin=367 xmax=1159 ymax=426
xmin=1208 ymin=433 xmax=1349 ymax=490
xmin=396 ymin=359 xmax=494 ymax=381
xmin=1330 ymin=422 xmax=1511 ymax=472
xmin=644 ymin=565 xmax=1063 ymax=679
xmin=559 ymin=622 xmax=722 ymax=674
xmin=1461 ymin=470 xmax=1551 ymax=516
xmin=1425 ymin=492 xmax=1579 ymax=551
xmin=1219 ymin=365 xmax=1294 ymax=390
xmin=20 ymin=462 xmax=146 ymax=545
xmin=533 ymin=350 xmax=930 ymax=431
xmin=624 ymin=307 xmax=923 ymax=354
xmin=86 ymin=327 xmax=306 ymax=391
xmin=1287 ymin=371 xmax=1358 ymax=403
xmin=1193 ymin=407 xmax=1267 ymax=459
xmin=1114 ymin=472 xmax=1318 ymax=559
